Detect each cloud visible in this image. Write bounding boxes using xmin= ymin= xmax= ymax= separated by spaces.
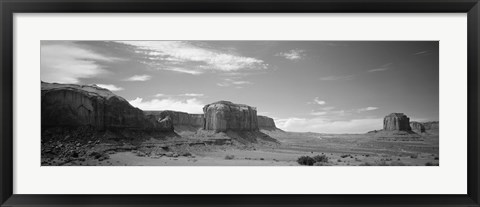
xmin=125 ymin=74 xmax=151 ymax=81
xmin=275 ymin=117 xmax=383 ymax=134
xmin=321 ymin=106 xmax=335 ymax=111
xmin=313 ymin=97 xmax=326 ymax=105
xmin=154 ymin=93 xmax=166 ymax=97
xmin=358 ymin=107 xmax=379 ymax=112
xmin=275 ymin=49 xmax=305 ymax=61
xmin=367 ymin=63 xmax=392 ymax=73
xmin=116 ymin=41 xmax=268 ymax=74
xmin=310 ymin=106 xmax=379 ymax=119
xmin=41 ymin=42 xmax=118 ymax=84
xmin=310 ymin=111 xmax=327 ymax=116
xmin=96 ymin=84 xmax=124 ymax=91
xmin=319 ymin=75 xmax=354 ymax=81
xmin=310 ymin=110 xmax=350 ymax=117
xmin=183 ymin=93 xmax=204 ymax=97
xmin=163 ymin=67 xmax=203 ymax=75
xmin=413 ymin=50 xmax=429 ymax=55
xmin=367 ymin=68 xmax=389 ymax=72
xmin=129 ymin=97 xmax=204 ymax=114
xmin=217 ymin=78 xmax=252 ymax=88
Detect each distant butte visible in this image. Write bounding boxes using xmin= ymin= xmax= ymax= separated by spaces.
xmin=383 ymin=113 xmax=412 ymax=131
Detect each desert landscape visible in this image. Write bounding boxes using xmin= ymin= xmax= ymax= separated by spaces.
xmin=41 ymin=41 xmax=439 ymax=166
xmin=41 ymin=82 xmax=439 ymax=166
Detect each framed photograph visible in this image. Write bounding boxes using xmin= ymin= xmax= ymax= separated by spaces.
xmin=1 ymin=0 xmax=479 ymax=206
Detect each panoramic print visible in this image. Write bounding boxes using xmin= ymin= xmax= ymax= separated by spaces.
xmin=41 ymin=41 xmax=439 ymax=166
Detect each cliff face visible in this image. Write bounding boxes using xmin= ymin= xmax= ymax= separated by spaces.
xmin=422 ymin=121 xmax=439 ymax=130
xmin=383 ymin=113 xmax=412 ymax=131
xmin=41 ymin=82 xmax=172 ymax=131
xmin=144 ymin=110 xmax=204 ymax=129
xmin=410 ymin=121 xmax=426 ymax=133
xmin=203 ymin=101 xmax=258 ymax=132
xmin=257 ymin=115 xmax=277 ymax=130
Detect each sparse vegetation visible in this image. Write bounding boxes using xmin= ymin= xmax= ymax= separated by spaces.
xmin=297 ymin=155 xmax=329 ymax=166
xmin=360 ymin=161 xmax=406 ymax=166
xmin=359 ymin=162 xmax=373 ymax=166
xmin=297 ymin=156 xmax=316 ymax=166
xmin=313 ymin=155 xmax=329 ymax=163
xmin=425 ymin=162 xmax=439 ymax=166
xmin=313 ymin=162 xmax=332 ymax=166
xmin=224 ymin=155 xmax=235 ymax=160
xmin=410 ymin=154 xmax=418 ymax=159
xmin=390 ymin=161 xmax=406 ymax=166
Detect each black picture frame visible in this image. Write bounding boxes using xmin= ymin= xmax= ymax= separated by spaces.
xmin=1 ymin=0 xmax=479 ymax=206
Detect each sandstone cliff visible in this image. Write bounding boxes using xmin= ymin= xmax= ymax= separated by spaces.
xmin=257 ymin=115 xmax=277 ymax=130
xmin=422 ymin=121 xmax=439 ymax=131
xmin=383 ymin=113 xmax=412 ymax=131
xmin=410 ymin=121 xmax=426 ymax=133
xmin=41 ymin=82 xmax=172 ymax=132
xmin=203 ymin=101 xmax=258 ymax=132
xmin=144 ymin=110 xmax=204 ymax=129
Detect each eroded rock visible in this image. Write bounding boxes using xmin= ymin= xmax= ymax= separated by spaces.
xmin=41 ymin=82 xmax=172 ymax=131
xmin=383 ymin=113 xmax=412 ymax=131
xmin=257 ymin=115 xmax=277 ymax=130
xmin=410 ymin=121 xmax=426 ymax=133
xmin=145 ymin=110 xmax=204 ymax=129
xmin=203 ymin=101 xmax=258 ymax=132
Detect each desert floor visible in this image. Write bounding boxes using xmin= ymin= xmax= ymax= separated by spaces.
xmin=47 ymin=129 xmax=439 ymax=166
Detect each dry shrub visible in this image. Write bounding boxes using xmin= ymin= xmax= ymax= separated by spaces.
xmin=224 ymin=155 xmax=235 ymax=160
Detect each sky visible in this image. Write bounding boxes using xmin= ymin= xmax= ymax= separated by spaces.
xmin=41 ymin=41 xmax=439 ymax=133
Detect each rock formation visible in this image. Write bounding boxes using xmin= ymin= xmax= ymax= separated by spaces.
xmin=422 ymin=121 xmax=439 ymax=131
xmin=203 ymin=101 xmax=258 ymax=132
xmin=410 ymin=121 xmax=426 ymax=133
xmin=383 ymin=113 xmax=412 ymax=131
xmin=144 ymin=110 xmax=204 ymax=129
xmin=257 ymin=115 xmax=277 ymax=130
xmin=41 ymin=82 xmax=172 ymax=131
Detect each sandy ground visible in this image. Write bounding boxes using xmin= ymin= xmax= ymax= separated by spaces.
xmin=58 ymin=129 xmax=439 ymax=166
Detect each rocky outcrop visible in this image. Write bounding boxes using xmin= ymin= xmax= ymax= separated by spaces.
xmin=257 ymin=115 xmax=277 ymax=130
xmin=41 ymin=82 xmax=172 ymax=131
xmin=422 ymin=121 xmax=439 ymax=131
xmin=144 ymin=110 xmax=204 ymax=129
xmin=203 ymin=101 xmax=258 ymax=132
xmin=410 ymin=121 xmax=426 ymax=133
xmin=383 ymin=113 xmax=412 ymax=131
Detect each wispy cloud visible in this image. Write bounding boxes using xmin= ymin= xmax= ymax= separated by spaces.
xmin=116 ymin=41 xmax=268 ymax=74
xmin=96 ymin=84 xmax=124 ymax=91
xmin=321 ymin=106 xmax=335 ymax=111
xmin=319 ymin=75 xmax=354 ymax=81
xmin=125 ymin=74 xmax=152 ymax=81
xmin=217 ymin=78 xmax=252 ymax=88
xmin=310 ymin=111 xmax=327 ymax=116
xmin=312 ymin=97 xmax=326 ymax=105
xmin=183 ymin=93 xmax=204 ymax=97
xmin=358 ymin=107 xmax=379 ymax=112
xmin=413 ymin=50 xmax=429 ymax=55
xmin=275 ymin=49 xmax=306 ymax=61
xmin=163 ymin=67 xmax=203 ymax=75
xmin=367 ymin=63 xmax=392 ymax=73
xmin=154 ymin=93 xmax=166 ymax=97
xmin=310 ymin=106 xmax=379 ymax=118
xmin=310 ymin=110 xmax=349 ymax=117
xmin=129 ymin=97 xmax=204 ymax=114
xmin=275 ymin=117 xmax=383 ymax=134
xmin=41 ymin=41 xmax=119 ymax=84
